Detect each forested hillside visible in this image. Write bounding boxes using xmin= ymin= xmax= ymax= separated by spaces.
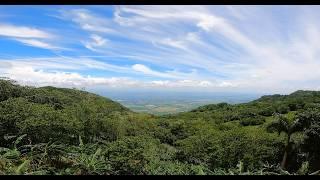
xmin=0 ymin=79 xmax=320 ymax=175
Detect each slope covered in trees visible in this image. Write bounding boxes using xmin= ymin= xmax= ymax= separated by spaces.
xmin=0 ymin=79 xmax=320 ymax=175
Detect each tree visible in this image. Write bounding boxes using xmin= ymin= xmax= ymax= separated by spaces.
xmin=303 ymin=122 xmax=320 ymax=171
xmin=240 ymin=116 xmax=265 ymax=126
xmin=298 ymin=110 xmax=320 ymax=171
xmin=259 ymin=106 xmax=275 ymax=116
xmin=276 ymin=105 xmax=290 ymax=114
xmin=0 ymin=79 xmax=25 ymax=102
xmin=267 ymin=113 xmax=308 ymax=169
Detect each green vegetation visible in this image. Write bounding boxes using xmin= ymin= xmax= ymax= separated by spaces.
xmin=1 ymin=79 xmax=320 ymax=175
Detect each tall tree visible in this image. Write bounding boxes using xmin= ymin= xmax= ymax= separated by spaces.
xmin=267 ymin=113 xmax=308 ymax=169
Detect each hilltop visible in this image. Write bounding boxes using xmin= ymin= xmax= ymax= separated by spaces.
xmin=0 ymin=79 xmax=152 ymax=144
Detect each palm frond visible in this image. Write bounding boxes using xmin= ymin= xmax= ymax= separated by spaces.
xmin=267 ymin=114 xmax=290 ymax=135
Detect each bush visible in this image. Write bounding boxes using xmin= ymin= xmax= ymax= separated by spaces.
xmin=259 ymin=106 xmax=275 ymax=116
xmin=240 ymin=117 xmax=265 ymax=126
xmin=276 ymin=105 xmax=290 ymax=114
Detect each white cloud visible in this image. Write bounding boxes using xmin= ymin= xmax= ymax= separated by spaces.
xmin=148 ymin=79 xmax=236 ymax=89
xmin=0 ymin=65 xmax=139 ymax=88
xmin=0 ymin=57 xmax=131 ymax=74
xmin=132 ymin=64 xmax=182 ymax=79
xmin=0 ymin=23 xmax=65 ymax=50
xmin=218 ymin=81 xmax=236 ymax=87
xmin=91 ymin=34 xmax=107 ymax=46
xmin=196 ymin=14 xmax=225 ymax=32
xmin=0 ymin=63 xmax=235 ymax=90
xmin=132 ymin=64 xmax=151 ymax=73
xmin=15 ymin=38 xmax=62 ymax=50
xmin=83 ymin=34 xmax=108 ymax=51
xmin=81 ymin=23 xmax=115 ymax=34
xmin=151 ymin=80 xmax=170 ymax=86
xmin=159 ymin=38 xmax=187 ymax=49
xmin=199 ymin=81 xmax=213 ymax=87
xmin=3 ymin=57 xmax=202 ymax=81
xmin=60 ymin=9 xmax=118 ymax=34
xmin=0 ymin=24 xmax=52 ymax=38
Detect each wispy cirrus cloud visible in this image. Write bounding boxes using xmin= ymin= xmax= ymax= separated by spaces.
xmin=2 ymin=6 xmax=320 ymax=93
xmin=0 ymin=23 xmax=66 ymax=50
xmin=59 ymin=9 xmax=118 ymax=34
xmin=83 ymin=34 xmax=108 ymax=51
xmin=14 ymin=38 xmax=63 ymax=50
xmin=58 ymin=5 xmax=320 ymax=93
xmin=132 ymin=64 xmax=180 ymax=79
xmin=0 ymin=24 xmax=52 ymax=38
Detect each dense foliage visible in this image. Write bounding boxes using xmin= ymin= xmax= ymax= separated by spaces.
xmin=0 ymin=79 xmax=320 ymax=175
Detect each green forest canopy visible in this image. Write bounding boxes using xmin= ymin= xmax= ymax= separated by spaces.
xmin=0 ymin=79 xmax=320 ymax=175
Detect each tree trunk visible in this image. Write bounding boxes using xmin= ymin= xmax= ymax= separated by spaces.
xmin=281 ymin=148 xmax=288 ymax=169
xmin=281 ymin=135 xmax=291 ymax=169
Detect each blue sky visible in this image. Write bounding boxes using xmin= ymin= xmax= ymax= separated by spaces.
xmin=1 ymin=5 xmax=320 ymax=94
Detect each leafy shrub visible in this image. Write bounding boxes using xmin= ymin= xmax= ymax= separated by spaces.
xmin=240 ymin=117 xmax=266 ymax=126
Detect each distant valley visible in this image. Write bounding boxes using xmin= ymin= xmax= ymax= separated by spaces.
xmin=100 ymin=91 xmax=262 ymax=114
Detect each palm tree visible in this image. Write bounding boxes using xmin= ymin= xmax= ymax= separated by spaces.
xmin=267 ymin=113 xmax=308 ymax=169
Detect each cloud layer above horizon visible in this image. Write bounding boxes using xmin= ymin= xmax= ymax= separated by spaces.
xmin=1 ymin=5 xmax=320 ymax=93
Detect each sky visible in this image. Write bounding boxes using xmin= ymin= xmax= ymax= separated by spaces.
xmin=1 ymin=5 xmax=320 ymax=94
